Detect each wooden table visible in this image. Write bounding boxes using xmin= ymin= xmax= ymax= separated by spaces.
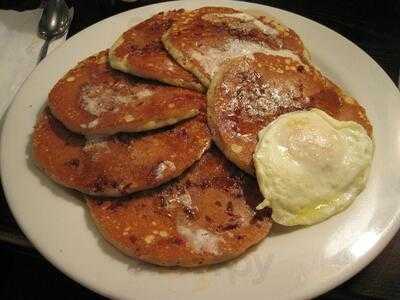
xmin=1 ymin=0 xmax=399 ymax=298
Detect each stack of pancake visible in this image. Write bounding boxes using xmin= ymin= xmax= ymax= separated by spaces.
xmin=32 ymin=7 xmax=371 ymax=267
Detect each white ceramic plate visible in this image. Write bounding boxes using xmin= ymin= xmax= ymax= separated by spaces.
xmin=2 ymin=1 xmax=400 ymax=299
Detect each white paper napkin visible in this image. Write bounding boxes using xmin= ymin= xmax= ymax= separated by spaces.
xmin=0 ymin=8 xmax=73 ymax=118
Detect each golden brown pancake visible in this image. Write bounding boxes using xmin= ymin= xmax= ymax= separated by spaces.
xmin=48 ymin=51 xmax=205 ymax=136
xmin=207 ymin=53 xmax=372 ymax=175
xmin=109 ymin=10 xmax=204 ymax=92
xmin=87 ymin=146 xmax=272 ymax=267
xmin=162 ymin=7 xmax=310 ymax=87
xmin=32 ymin=108 xmax=211 ymax=197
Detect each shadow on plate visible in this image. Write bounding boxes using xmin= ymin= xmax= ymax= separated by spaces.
xmin=268 ymin=222 xmax=305 ymax=237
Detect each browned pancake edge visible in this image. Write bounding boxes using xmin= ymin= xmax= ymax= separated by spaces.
xmin=109 ymin=10 xmax=204 ymax=92
xmin=87 ymin=146 xmax=272 ymax=267
xmin=49 ymin=50 xmax=205 ymax=136
xmin=32 ymin=108 xmax=211 ymax=196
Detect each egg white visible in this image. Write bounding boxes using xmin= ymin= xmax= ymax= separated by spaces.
xmin=254 ymin=109 xmax=374 ymax=226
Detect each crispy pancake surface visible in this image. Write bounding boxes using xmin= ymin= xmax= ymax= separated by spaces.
xmin=109 ymin=10 xmax=204 ymax=92
xmin=32 ymin=109 xmax=211 ymax=197
xmin=208 ymin=53 xmax=372 ymax=174
xmin=49 ymin=51 xmax=205 ymax=136
xmin=87 ymin=146 xmax=272 ymax=267
xmin=162 ymin=7 xmax=309 ymax=87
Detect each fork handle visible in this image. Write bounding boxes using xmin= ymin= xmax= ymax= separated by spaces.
xmin=38 ymin=38 xmax=51 ymax=63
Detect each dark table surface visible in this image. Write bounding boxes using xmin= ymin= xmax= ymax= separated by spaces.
xmin=1 ymin=0 xmax=400 ymax=299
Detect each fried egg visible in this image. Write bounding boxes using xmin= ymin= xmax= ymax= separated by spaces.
xmin=254 ymin=109 xmax=374 ymax=226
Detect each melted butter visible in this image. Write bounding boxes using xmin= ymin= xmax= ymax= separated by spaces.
xmin=177 ymin=225 xmax=220 ymax=255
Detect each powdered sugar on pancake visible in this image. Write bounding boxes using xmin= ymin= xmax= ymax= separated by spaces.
xmin=81 ymin=83 xmax=154 ymax=116
xmin=177 ymin=225 xmax=221 ymax=255
xmin=83 ymin=135 xmax=109 ymax=152
xmin=154 ymin=160 xmax=176 ymax=179
xmin=202 ymin=12 xmax=279 ymax=36
xmin=222 ymin=59 xmax=306 ymax=119
xmin=87 ymin=119 xmax=99 ymax=128
xmin=191 ymin=39 xmax=301 ymax=78
xmin=163 ymin=188 xmax=223 ymax=255
xmin=176 ymin=193 xmax=192 ymax=208
xmin=135 ymin=89 xmax=154 ymax=99
xmin=167 ymin=191 xmax=194 ymax=210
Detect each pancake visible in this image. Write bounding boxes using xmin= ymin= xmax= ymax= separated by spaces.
xmin=87 ymin=146 xmax=272 ymax=267
xmin=32 ymin=108 xmax=211 ymax=197
xmin=162 ymin=7 xmax=310 ymax=87
xmin=109 ymin=10 xmax=204 ymax=92
xmin=207 ymin=53 xmax=372 ymax=175
xmin=48 ymin=51 xmax=205 ymax=136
